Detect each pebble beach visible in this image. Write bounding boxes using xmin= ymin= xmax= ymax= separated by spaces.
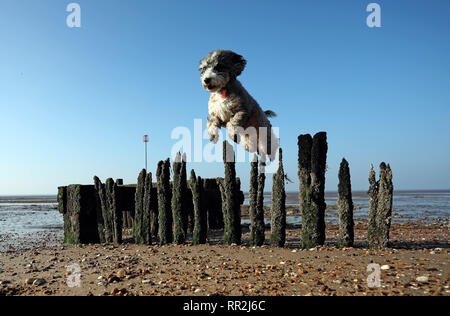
xmin=0 ymin=221 xmax=448 ymax=296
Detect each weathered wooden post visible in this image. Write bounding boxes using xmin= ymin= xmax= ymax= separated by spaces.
xmin=157 ymin=159 xmax=173 ymax=245
xmin=271 ymin=148 xmax=286 ymax=247
xmin=181 ymin=154 xmax=193 ymax=235
xmin=191 ymin=170 xmax=207 ymax=245
xmin=368 ymin=163 xmax=393 ymax=249
xmin=142 ymin=172 xmax=153 ymax=244
xmin=64 ymin=185 xmax=100 ymax=244
xmin=217 ymin=177 xmax=227 ymax=231
xmin=94 ymin=177 xmax=113 ymax=243
xmin=172 ymin=152 xmax=186 ymax=244
xmin=219 ymin=141 xmax=241 ymax=245
xmin=106 ymin=178 xmax=122 ymax=244
xmin=298 ymin=132 xmax=328 ymax=249
xmin=368 ymin=164 xmax=378 ymax=248
xmin=57 ymin=186 xmax=67 ymax=215
xmin=249 ymin=155 xmax=265 ymax=246
xmin=337 ymin=158 xmax=354 ymax=248
xmin=249 ymin=156 xmax=258 ymax=246
xmin=133 ymin=169 xmax=146 ymax=244
xmin=150 ymin=183 xmax=159 ymax=240
xmin=185 ymin=188 xmax=194 ymax=235
xmin=377 ymin=163 xmax=393 ymax=247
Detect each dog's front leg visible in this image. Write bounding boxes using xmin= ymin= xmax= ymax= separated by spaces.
xmin=207 ymin=116 xmax=221 ymax=144
xmin=227 ymin=111 xmax=249 ymax=144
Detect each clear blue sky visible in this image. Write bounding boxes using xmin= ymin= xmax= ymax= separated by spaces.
xmin=0 ymin=0 xmax=449 ymax=195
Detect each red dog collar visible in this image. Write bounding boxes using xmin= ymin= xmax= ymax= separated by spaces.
xmin=221 ymin=89 xmax=227 ymax=99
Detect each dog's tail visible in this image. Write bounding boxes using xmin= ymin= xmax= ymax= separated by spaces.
xmin=264 ymin=110 xmax=277 ymax=118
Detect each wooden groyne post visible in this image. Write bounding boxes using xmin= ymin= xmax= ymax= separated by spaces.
xmin=368 ymin=163 xmax=394 ymax=249
xmin=133 ymin=169 xmax=153 ymax=245
xmin=93 ymin=177 xmax=122 ymax=244
xmin=190 ymin=170 xmax=207 ymax=245
xmin=172 ymin=153 xmax=187 ymax=244
xmin=298 ymin=132 xmax=328 ymax=249
xmin=58 ymin=184 xmax=100 ymax=244
xmin=157 ymin=159 xmax=173 ymax=245
xmin=218 ymin=141 xmax=242 ymax=245
xmin=249 ymin=155 xmax=266 ymax=247
xmin=271 ymin=148 xmax=286 ymax=247
xmin=337 ymin=158 xmax=354 ymax=248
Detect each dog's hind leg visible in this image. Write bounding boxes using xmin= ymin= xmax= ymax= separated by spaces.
xmin=256 ymin=126 xmax=279 ymax=163
xmin=268 ymin=129 xmax=279 ymax=162
xmin=241 ymin=131 xmax=258 ymax=153
xmin=227 ymin=111 xmax=249 ymax=144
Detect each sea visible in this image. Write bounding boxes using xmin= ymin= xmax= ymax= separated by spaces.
xmin=0 ymin=191 xmax=448 ymax=252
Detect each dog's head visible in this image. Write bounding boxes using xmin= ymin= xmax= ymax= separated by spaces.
xmin=199 ymin=50 xmax=247 ymax=92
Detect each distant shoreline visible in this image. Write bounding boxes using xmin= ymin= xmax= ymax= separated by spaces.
xmin=1 ymin=189 xmax=450 ymax=204
xmin=0 ymin=196 xmax=57 ymax=204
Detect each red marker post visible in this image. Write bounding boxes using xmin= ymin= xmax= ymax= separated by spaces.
xmin=143 ymin=134 xmax=149 ymax=171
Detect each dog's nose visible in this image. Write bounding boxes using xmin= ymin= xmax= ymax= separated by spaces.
xmin=204 ymin=78 xmax=211 ymax=84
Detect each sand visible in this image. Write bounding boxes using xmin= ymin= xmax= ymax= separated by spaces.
xmin=0 ymin=221 xmax=448 ymax=296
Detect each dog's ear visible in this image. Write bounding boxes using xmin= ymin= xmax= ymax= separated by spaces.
xmin=229 ymin=52 xmax=247 ymax=77
xmin=220 ymin=51 xmax=246 ymax=78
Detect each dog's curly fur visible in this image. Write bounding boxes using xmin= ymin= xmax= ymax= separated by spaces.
xmin=199 ymin=50 xmax=279 ymax=162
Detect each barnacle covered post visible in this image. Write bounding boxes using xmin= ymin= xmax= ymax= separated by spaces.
xmin=150 ymin=182 xmax=159 ymax=240
xmin=57 ymin=186 xmax=67 ymax=215
xmin=172 ymin=152 xmax=186 ymax=244
xmin=337 ymin=158 xmax=354 ymax=248
xmin=157 ymin=159 xmax=173 ymax=245
xmin=63 ymin=184 xmax=100 ymax=244
xmin=298 ymin=132 xmax=328 ymax=249
xmin=248 ymin=156 xmax=258 ymax=246
xmin=106 ymin=178 xmax=122 ymax=243
xmin=191 ymin=170 xmax=207 ymax=245
xmin=142 ymin=172 xmax=153 ymax=244
xmin=219 ymin=141 xmax=241 ymax=245
xmin=217 ymin=178 xmax=227 ymax=234
xmin=249 ymin=155 xmax=266 ymax=246
xmin=185 ymin=188 xmax=194 ymax=235
xmin=367 ymin=164 xmax=378 ymax=248
xmin=180 ymin=153 xmax=190 ymax=235
xmin=368 ymin=163 xmax=393 ymax=249
xmin=377 ymin=163 xmax=393 ymax=247
xmin=133 ymin=169 xmax=146 ymax=244
xmin=270 ymin=148 xmax=286 ymax=247
xmin=94 ymin=177 xmax=112 ymax=243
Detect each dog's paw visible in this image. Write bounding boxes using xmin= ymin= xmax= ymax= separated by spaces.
xmin=207 ymin=125 xmax=219 ymax=144
xmin=209 ymin=133 xmax=219 ymax=144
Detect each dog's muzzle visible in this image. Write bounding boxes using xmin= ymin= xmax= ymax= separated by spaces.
xmin=203 ymin=78 xmax=215 ymax=90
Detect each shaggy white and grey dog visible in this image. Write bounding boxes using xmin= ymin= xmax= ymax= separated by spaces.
xmin=199 ymin=50 xmax=279 ymax=163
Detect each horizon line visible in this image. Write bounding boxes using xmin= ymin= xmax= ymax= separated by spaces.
xmin=1 ymin=188 xmax=450 ymax=198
